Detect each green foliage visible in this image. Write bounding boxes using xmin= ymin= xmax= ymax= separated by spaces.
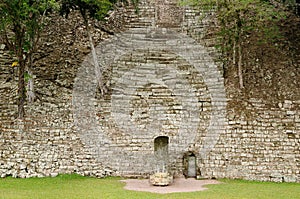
xmin=181 ymin=0 xmax=288 ymax=89
xmin=0 ymin=0 xmax=58 ymax=118
xmin=0 ymin=0 xmax=58 ymax=53
xmin=181 ymin=0 xmax=286 ymax=50
xmin=60 ymin=0 xmax=139 ymax=21
xmin=59 ymin=0 xmax=116 ymax=20
xmin=24 ymin=71 xmax=32 ymax=83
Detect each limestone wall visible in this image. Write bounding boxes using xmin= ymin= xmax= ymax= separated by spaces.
xmin=203 ymin=99 xmax=300 ymax=182
xmin=0 ymin=11 xmax=116 ymax=178
xmin=0 ymin=0 xmax=299 ymax=182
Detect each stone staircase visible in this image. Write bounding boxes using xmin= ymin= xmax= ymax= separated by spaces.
xmin=73 ymin=0 xmax=227 ymax=176
xmin=0 ymin=0 xmax=227 ymax=178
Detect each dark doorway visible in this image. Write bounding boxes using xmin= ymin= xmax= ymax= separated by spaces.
xmin=183 ymin=152 xmax=197 ymax=178
xmin=187 ymin=154 xmax=196 ymax=177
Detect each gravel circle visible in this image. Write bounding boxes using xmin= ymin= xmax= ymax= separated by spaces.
xmin=121 ymin=178 xmax=220 ymax=194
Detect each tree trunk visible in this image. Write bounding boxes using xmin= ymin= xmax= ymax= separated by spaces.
xmin=236 ymin=12 xmax=243 ymax=90
xmin=26 ymin=69 xmax=35 ymax=103
xmin=83 ymin=18 xmax=106 ymax=95
xmin=26 ymin=54 xmax=35 ymax=103
xmin=233 ymin=39 xmax=236 ymax=66
xmin=237 ymin=41 xmax=244 ymax=89
xmin=18 ymin=58 xmax=26 ymax=118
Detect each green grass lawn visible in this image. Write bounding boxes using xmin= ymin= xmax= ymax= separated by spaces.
xmin=0 ymin=174 xmax=299 ymax=199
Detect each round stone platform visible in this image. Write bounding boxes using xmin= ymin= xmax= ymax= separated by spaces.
xmin=149 ymin=172 xmax=173 ymax=186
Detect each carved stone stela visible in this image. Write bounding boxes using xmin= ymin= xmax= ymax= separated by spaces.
xmin=155 ymin=0 xmax=183 ymax=27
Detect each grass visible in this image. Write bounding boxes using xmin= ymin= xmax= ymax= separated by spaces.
xmin=0 ymin=174 xmax=299 ymax=199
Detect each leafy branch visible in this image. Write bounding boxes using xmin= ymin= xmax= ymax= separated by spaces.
xmin=181 ymin=0 xmax=286 ymax=89
xmin=0 ymin=0 xmax=58 ymax=118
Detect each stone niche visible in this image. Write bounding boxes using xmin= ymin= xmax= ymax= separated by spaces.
xmin=154 ymin=136 xmax=169 ymax=173
xmin=150 ymin=136 xmax=174 ymax=186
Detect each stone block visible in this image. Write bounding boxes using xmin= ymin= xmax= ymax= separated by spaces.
xmin=149 ymin=172 xmax=173 ymax=186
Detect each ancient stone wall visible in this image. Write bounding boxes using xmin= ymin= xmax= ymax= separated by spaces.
xmin=0 ymin=0 xmax=299 ymax=182
xmin=72 ymin=0 xmax=226 ymax=177
xmin=0 ymin=11 xmax=118 ymax=178
xmin=203 ymin=99 xmax=300 ymax=182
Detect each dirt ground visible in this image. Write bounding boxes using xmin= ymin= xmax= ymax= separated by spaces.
xmin=120 ymin=178 xmax=220 ymax=194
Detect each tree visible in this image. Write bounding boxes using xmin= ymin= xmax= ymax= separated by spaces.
xmin=181 ymin=0 xmax=286 ymax=89
xmin=60 ymin=0 xmax=118 ymax=95
xmin=0 ymin=0 xmax=58 ymax=118
xmin=60 ymin=0 xmax=139 ymax=94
